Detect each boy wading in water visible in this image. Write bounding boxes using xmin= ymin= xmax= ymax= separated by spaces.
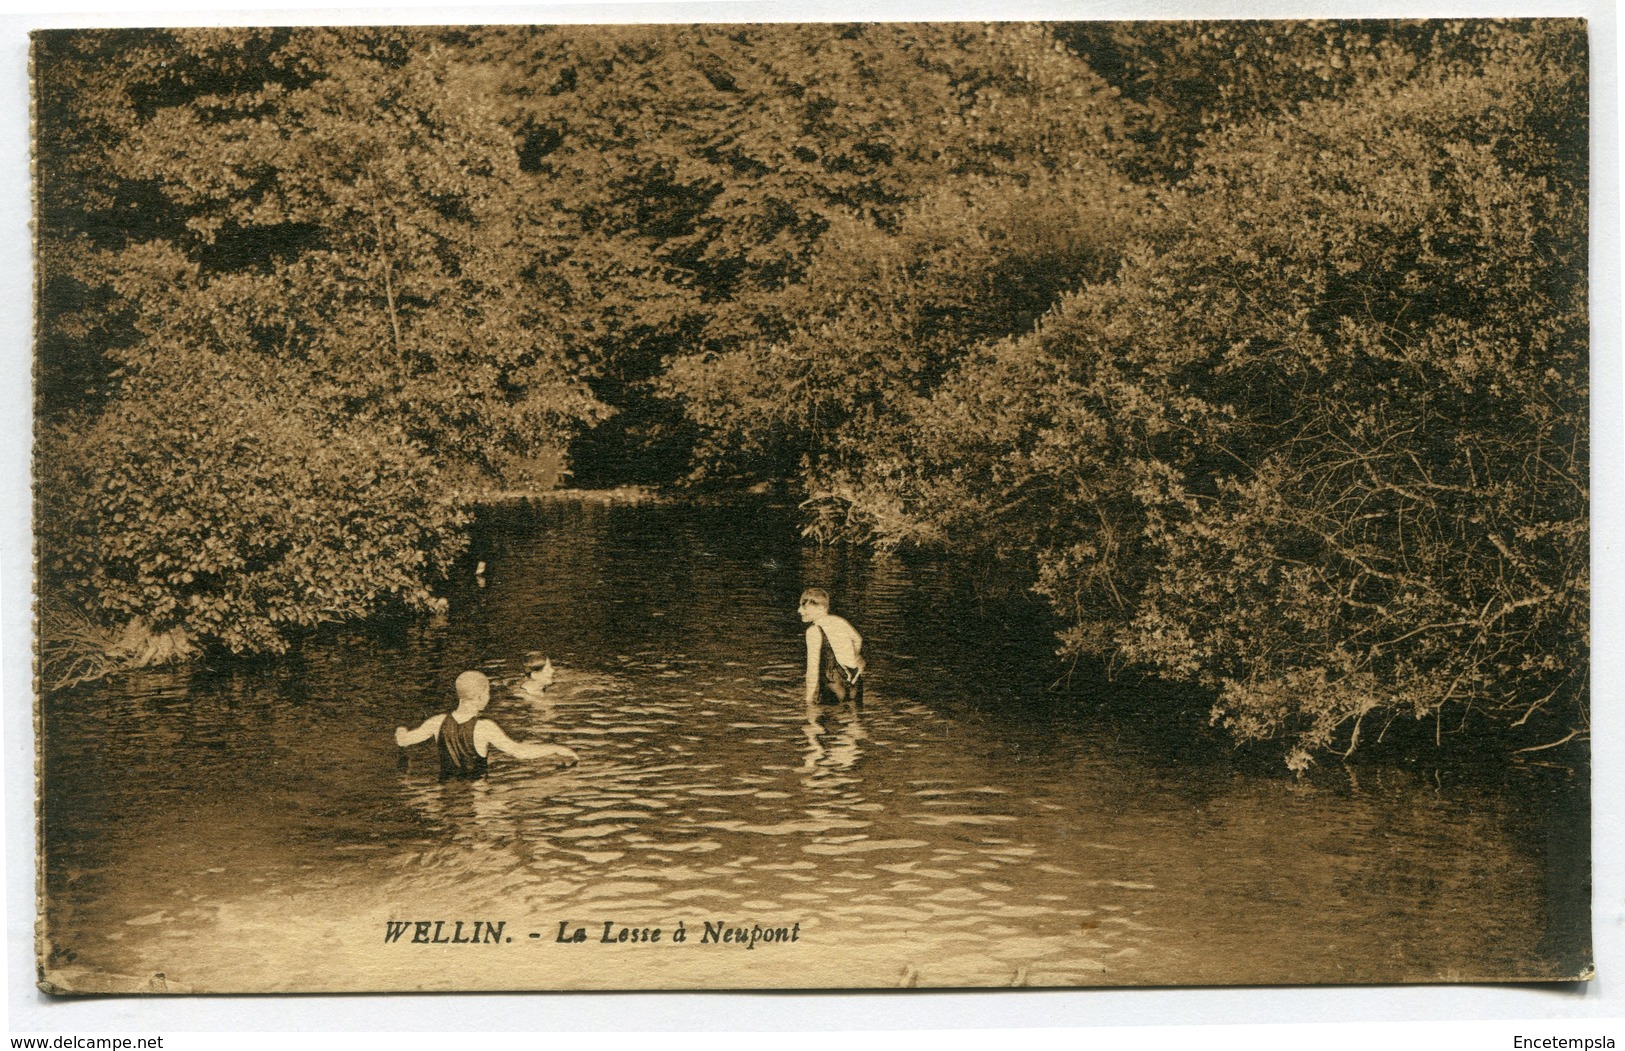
xmin=396 ymin=670 xmax=578 ymax=780
xmin=800 ymin=588 xmax=865 ymax=707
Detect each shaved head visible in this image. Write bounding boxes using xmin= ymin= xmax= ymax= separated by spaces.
xmin=455 ymin=670 xmax=491 ymax=704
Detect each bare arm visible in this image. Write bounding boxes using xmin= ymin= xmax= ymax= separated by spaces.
xmin=395 ymin=714 xmax=443 ymax=747
xmin=477 ymin=720 xmax=578 ymax=765
xmin=804 ymin=625 xmax=822 ymax=706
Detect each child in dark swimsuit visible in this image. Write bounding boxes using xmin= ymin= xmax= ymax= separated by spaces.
xmin=799 ymin=588 xmax=865 ymax=706
xmin=395 ymin=670 xmax=577 ymax=779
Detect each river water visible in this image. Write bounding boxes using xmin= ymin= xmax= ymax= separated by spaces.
xmin=39 ymin=499 xmax=1589 ymax=992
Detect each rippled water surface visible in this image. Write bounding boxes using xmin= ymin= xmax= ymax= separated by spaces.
xmin=41 ymin=499 xmax=1589 ymax=991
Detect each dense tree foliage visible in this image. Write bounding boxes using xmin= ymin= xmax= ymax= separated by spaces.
xmin=474 ymin=23 xmax=1139 ymax=479
xmin=786 ymin=21 xmax=1588 ymax=765
xmin=36 ymin=21 xmax=1589 ymax=766
xmin=1057 ymin=20 xmax=1564 ymax=182
xmin=662 ymin=176 xmax=1138 ymax=482
xmin=38 ymin=356 xmax=467 ymax=656
xmin=39 ymin=28 xmax=608 ymax=465
xmin=37 ymin=21 xmax=1137 ymax=657
xmin=37 ymin=28 xmax=607 ymax=660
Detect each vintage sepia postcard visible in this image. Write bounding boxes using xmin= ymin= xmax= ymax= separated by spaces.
xmin=32 ymin=19 xmax=1592 ymax=994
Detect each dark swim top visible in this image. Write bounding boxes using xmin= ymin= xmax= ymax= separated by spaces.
xmin=817 ymin=624 xmax=864 ymax=705
xmin=437 ymin=712 xmax=488 ymax=780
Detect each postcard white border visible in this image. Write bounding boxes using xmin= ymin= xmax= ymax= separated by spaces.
xmin=4 ymin=0 xmax=1618 ymax=1034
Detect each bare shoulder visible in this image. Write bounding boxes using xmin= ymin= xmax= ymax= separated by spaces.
xmin=467 ymin=718 xmax=502 ymax=756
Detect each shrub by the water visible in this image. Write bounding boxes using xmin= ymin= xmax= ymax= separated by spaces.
xmin=38 ymin=361 xmax=468 ymax=660
xmin=783 ymin=23 xmax=1589 ymax=765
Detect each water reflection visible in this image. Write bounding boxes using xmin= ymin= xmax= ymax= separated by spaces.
xmin=38 ymin=499 xmax=1587 ymax=992
xmin=801 ymin=701 xmax=867 ymax=779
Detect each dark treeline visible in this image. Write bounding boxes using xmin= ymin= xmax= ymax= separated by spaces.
xmin=34 ymin=22 xmax=1587 ymax=767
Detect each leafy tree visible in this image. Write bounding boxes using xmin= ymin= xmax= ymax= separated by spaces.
xmin=1058 ymin=19 xmax=1563 ymax=183
xmin=484 ymin=22 xmax=1140 ymax=480
xmin=37 ymin=356 xmax=467 ymax=659
xmin=665 ymin=175 xmax=1136 ymax=485
xmin=40 ymin=27 xmax=607 ymax=471
xmin=1127 ymin=22 xmax=1589 ymax=766
xmin=817 ymin=21 xmax=1588 ymax=765
xmin=34 ymin=27 xmax=605 ymax=658
xmin=651 ymin=23 xmax=1142 ymax=483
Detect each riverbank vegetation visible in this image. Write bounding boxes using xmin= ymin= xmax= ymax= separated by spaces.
xmin=35 ymin=21 xmax=1587 ymax=766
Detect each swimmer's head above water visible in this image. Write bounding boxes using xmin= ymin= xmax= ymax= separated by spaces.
xmin=455 ymin=670 xmax=492 ymax=711
xmin=798 ymin=588 xmax=830 ymax=623
xmin=521 ymin=655 xmax=555 ymax=691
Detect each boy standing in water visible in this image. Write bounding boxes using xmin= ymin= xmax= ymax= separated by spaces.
xmin=396 ymin=670 xmax=578 ymax=780
xmin=800 ymin=588 xmax=865 ymax=707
